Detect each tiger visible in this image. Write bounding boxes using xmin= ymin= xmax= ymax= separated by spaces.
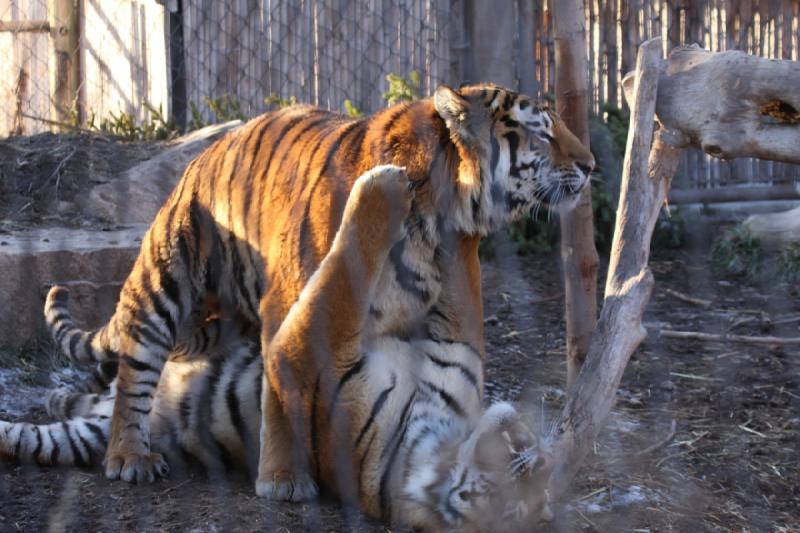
xmin=35 ymin=84 xmax=594 ymax=503
xmin=3 ymin=166 xmax=556 ymax=530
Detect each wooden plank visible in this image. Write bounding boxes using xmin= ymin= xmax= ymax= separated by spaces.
xmin=49 ymin=0 xmax=80 ymax=128
xmin=0 ymin=19 xmax=49 ymax=32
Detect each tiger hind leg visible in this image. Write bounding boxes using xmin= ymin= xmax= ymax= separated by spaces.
xmin=256 ymin=165 xmax=413 ymax=501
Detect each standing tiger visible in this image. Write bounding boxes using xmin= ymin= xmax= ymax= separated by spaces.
xmin=3 ymin=166 xmax=555 ymax=530
xmin=34 ymin=85 xmax=593 ymax=506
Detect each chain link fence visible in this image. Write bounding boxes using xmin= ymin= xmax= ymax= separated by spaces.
xmin=1 ymin=0 xmax=799 ymax=193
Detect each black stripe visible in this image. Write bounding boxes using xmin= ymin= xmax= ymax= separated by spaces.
xmin=77 ymin=430 xmax=97 ymax=464
xmin=389 ymin=240 xmax=430 ymax=303
xmin=63 ymin=422 xmax=87 ymax=466
xmin=68 ymin=332 xmax=82 ymax=358
xmin=320 ymin=120 xmax=362 ymax=176
xmin=130 ymin=322 xmax=172 ymax=352
xmin=427 ymin=337 xmax=482 ymax=360
xmin=345 ymin=121 xmax=367 ymax=164
xmin=380 ymin=106 xmax=407 ymax=138
xmin=81 ymin=330 xmax=98 ymax=361
xmin=226 ymin=374 xmax=248 ymax=447
xmin=445 ymin=470 xmax=468 ymax=521
xmin=214 ymin=438 xmax=234 ymax=471
xmin=421 ymin=380 xmax=466 ymax=417
xmin=53 ymin=321 xmax=72 ymax=343
xmin=130 ymin=406 xmax=152 ymax=415
xmin=328 ymin=356 xmax=366 ymax=416
xmin=358 ymin=431 xmax=377 ymax=497
xmin=64 ymin=393 xmax=79 ymax=417
xmin=424 ymin=352 xmax=480 ymax=394
xmin=504 ymin=131 xmax=519 ymax=169
xmin=85 ymin=422 xmax=107 ymax=446
xmin=48 ymin=312 xmax=71 ymax=325
xmin=490 ymin=133 xmax=500 ymax=177
xmin=502 ymin=91 xmax=514 ymax=110
xmin=355 ymin=375 xmax=396 ymax=447
xmin=14 ymin=424 xmax=25 ymax=457
xmin=379 ymin=391 xmax=416 ymax=520
xmin=121 ymin=355 xmax=159 ymax=374
xmin=179 ymin=395 xmax=192 ymax=429
xmin=120 ymin=390 xmax=153 ymax=398
xmin=150 ymin=284 xmax=178 ymax=342
xmin=32 ymin=426 xmax=43 ymax=465
xmin=49 ymin=427 xmax=60 ymax=464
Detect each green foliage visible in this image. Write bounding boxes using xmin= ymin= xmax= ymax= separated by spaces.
xmin=343 ymin=99 xmax=364 ymax=118
xmin=264 ymin=93 xmax=298 ymax=110
xmin=189 ymin=95 xmax=250 ymax=130
xmin=777 ymin=243 xmax=800 ymax=283
xmin=86 ymin=103 xmax=179 ymax=141
xmin=591 ymin=178 xmax=615 ymax=253
xmin=508 ymin=211 xmax=560 ymax=255
xmin=710 ymin=226 xmax=763 ymax=279
xmin=651 ymin=208 xmax=687 ymax=250
xmin=601 ymin=103 xmax=630 ymax=158
xmin=383 ymin=71 xmax=421 ymax=105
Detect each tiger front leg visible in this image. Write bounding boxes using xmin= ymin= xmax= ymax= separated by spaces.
xmin=104 ymin=338 xmax=171 ymax=483
xmin=256 ymin=165 xmax=413 ymax=501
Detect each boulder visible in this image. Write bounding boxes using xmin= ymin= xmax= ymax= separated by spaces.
xmin=86 ymin=120 xmax=242 ymax=224
xmin=0 ymin=226 xmax=146 ymax=348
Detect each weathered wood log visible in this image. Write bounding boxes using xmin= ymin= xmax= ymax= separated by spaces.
xmin=547 ymin=37 xmax=683 ymax=498
xmin=743 ymin=205 xmax=800 ymax=249
xmin=652 ymin=45 xmax=800 ymax=164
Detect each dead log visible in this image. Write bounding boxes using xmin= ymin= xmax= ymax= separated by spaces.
xmin=742 ymin=205 xmax=800 ymax=250
xmin=652 ymin=45 xmax=800 ymax=164
xmin=547 ymin=37 xmax=684 ymax=498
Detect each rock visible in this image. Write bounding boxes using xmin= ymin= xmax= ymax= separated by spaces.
xmin=484 ymin=314 xmax=500 ymax=326
xmin=743 ymin=205 xmax=800 ymax=250
xmin=0 ymin=226 xmax=146 ymax=349
xmin=85 ymin=121 xmax=243 ymax=224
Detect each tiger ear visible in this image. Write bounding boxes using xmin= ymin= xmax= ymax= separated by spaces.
xmin=434 ymin=85 xmax=469 ymax=127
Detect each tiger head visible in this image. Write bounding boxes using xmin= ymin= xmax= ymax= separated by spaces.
xmin=433 ymin=84 xmax=595 ymax=235
xmin=426 ymin=403 xmax=554 ymax=532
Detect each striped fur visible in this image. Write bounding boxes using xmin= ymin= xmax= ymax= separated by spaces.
xmin=0 ymin=336 xmax=552 ymax=530
xmin=32 ymin=85 xmax=592 ymax=500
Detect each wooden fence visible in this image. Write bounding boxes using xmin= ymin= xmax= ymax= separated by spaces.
xmin=0 ymin=0 xmax=168 ymax=136
xmin=1 ymin=0 xmax=799 ymax=198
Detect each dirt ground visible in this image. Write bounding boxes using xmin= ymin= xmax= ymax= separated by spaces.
xmin=0 ymin=133 xmax=162 ymax=231
xmin=0 ymin=134 xmax=798 ymax=532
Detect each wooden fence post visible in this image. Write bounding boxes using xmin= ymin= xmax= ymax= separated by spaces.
xmin=48 ymin=0 xmax=80 ymax=129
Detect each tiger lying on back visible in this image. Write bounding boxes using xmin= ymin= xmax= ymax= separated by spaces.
xmin=2 ymin=166 xmax=555 ymax=530
xmin=32 ymin=85 xmax=594 ymax=501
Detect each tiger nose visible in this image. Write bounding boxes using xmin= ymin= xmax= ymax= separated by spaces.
xmin=576 ymin=162 xmax=593 ymax=176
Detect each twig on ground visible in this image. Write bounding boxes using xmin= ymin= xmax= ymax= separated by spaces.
xmin=48 ymin=146 xmax=78 ymax=194
xmin=633 ymin=420 xmax=678 ymax=458
xmin=664 ymin=288 xmax=711 ymax=308
xmin=660 ymin=329 xmax=800 ymax=345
